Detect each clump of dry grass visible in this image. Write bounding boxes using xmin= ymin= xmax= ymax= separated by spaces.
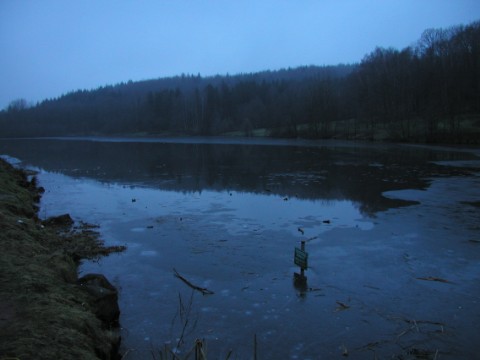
xmin=0 ymin=158 xmax=123 ymax=360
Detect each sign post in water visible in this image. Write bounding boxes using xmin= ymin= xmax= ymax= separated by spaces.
xmin=294 ymin=240 xmax=308 ymax=285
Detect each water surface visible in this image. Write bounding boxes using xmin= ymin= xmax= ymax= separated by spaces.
xmin=1 ymin=137 xmax=479 ymax=359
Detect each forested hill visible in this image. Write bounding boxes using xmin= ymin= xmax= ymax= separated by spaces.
xmin=1 ymin=20 xmax=479 ymax=143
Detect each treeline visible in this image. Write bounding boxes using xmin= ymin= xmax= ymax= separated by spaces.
xmin=1 ymin=21 xmax=479 ymax=143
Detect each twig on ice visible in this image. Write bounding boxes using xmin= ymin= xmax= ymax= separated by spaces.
xmin=173 ymin=268 xmax=215 ymax=295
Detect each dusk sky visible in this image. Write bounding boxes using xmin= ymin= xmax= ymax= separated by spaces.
xmin=0 ymin=1 xmax=479 ymax=110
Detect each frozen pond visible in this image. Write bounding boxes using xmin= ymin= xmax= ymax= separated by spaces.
xmin=1 ymin=137 xmax=479 ymax=359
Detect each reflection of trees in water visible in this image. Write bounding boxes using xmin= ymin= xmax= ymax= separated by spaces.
xmin=0 ymin=139 xmax=475 ymax=215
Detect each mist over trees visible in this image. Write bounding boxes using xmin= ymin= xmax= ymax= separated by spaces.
xmin=1 ymin=21 xmax=479 ymax=143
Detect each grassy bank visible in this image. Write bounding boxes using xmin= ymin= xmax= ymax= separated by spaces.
xmin=0 ymin=158 xmax=124 ymax=360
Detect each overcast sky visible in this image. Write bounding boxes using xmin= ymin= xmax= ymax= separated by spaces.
xmin=0 ymin=1 xmax=479 ymax=110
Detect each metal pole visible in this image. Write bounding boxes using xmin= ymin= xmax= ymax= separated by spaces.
xmin=300 ymin=240 xmax=306 ymax=277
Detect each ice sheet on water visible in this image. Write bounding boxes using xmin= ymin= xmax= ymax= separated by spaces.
xmin=0 ymin=154 xmax=22 ymax=165
xmin=140 ymin=250 xmax=157 ymax=257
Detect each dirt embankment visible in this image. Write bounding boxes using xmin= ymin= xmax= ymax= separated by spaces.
xmin=0 ymin=158 xmax=125 ymax=360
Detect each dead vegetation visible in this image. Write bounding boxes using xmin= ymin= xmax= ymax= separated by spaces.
xmin=0 ymin=158 xmax=124 ymax=359
xmin=416 ymin=276 xmax=451 ymax=284
xmin=173 ymin=269 xmax=214 ymax=296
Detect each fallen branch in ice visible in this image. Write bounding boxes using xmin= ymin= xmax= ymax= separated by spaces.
xmin=173 ymin=268 xmax=215 ymax=295
xmin=395 ymin=317 xmax=446 ymax=342
xmin=408 ymin=348 xmax=438 ymax=359
xmin=404 ymin=319 xmax=445 ymax=326
xmin=416 ymin=276 xmax=451 ymax=283
xmin=335 ymin=300 xmax=350 ymax=312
